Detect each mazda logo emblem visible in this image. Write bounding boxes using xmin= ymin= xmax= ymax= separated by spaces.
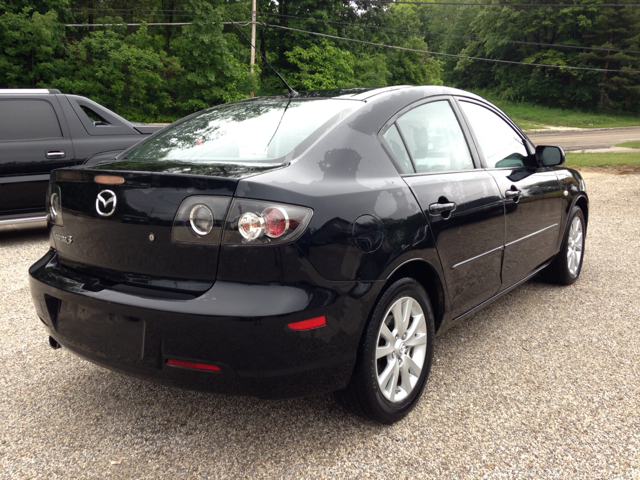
xmin=96 ymin=190 xmax=117 ymax=217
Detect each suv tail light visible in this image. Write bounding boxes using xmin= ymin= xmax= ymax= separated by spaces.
xmin=222 ymin=199 xmax=313 ymax=245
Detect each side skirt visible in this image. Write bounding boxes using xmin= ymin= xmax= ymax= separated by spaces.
xmin=436 ymin=260 xmax=552 ymax=336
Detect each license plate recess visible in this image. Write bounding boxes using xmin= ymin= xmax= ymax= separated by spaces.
xmin=56 ymin=301 xmax=145 ymax=363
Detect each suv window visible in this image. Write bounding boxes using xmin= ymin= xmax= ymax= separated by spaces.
xmin=459 ymin=101 xmax=529 ymax=168
xmin=0 ymin=99 xmax=62 ymax=141
xmin=394 ymin=100 xmax=473 ymax=173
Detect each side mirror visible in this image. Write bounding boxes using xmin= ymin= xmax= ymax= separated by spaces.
xmin=536 ymin=145 xmax=565 ymax=166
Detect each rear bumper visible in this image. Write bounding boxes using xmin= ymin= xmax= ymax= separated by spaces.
xmin=29 ymin=250 xmax=381 ymax=398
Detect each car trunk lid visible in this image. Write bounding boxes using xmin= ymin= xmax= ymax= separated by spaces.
xmin=50 ymin=163 xmax=273 ymax=289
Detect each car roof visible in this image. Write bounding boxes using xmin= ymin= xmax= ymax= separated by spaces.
xmin=239 ymin=85 xmax=486 ymax=103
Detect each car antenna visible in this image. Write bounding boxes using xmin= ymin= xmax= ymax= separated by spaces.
xmin=227 ymin=17 xmax=299 ymax=99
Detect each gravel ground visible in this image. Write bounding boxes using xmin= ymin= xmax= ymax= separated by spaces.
xmin=1 ymin=173 xmax=639 ymax=479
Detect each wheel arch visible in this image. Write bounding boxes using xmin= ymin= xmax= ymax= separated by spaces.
xmin=383 ymin=259 xmax=446 ymax=333
xmin=574 ymin=195 xmax=589 ymax=228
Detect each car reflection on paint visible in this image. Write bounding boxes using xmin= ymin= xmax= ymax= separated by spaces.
xmin=28 ymin=86 xmax=588 ymax=424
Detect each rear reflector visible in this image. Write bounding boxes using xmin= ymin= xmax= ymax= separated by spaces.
xmin=94 ymin=175 xmax=125 ymax=185
xmin=166 ymin=359 xmax=221 ymax=372
xmin=287 ymin=316 xmax=327 ymax=331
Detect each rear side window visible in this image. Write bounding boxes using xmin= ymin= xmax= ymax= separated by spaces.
xmin=0 ymin=99 xmax=62 ymax=141
xmin=383 ymin=124 xmax=413 ymax=173
xmin=394 ymin=101 xmax=473 ymax=173
xmin=125 ymin=99 xmax=359 ymax=164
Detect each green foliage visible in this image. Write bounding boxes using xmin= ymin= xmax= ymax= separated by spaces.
xmin=354 ymin=54 xmax=391 ymax=88
xmin=171 ymin=2 xmax=255 ymax=112
xmin=433 ymin=0 xmax=640 ymax=114
xmin=565 ymin=152 xmax=640 ymax=167
xmin=284 ymin=41 xmax=355 ymax=90
xmin=2 ymin=0 xmax=639 ymax=122
xmin=479 ymin=90 xmax=640 ymax=129
xmin=258 ymin=0 xmax=442 ymax=93
xmin=0 ymin=8 xmax=65 ymax=88
xmin=616 ymin=141 xmax=640 ymax=148
xmin=378 ymin=4 xmax=442 ymax=86
xmin=51 ymin=23 xmax=172 ymax=121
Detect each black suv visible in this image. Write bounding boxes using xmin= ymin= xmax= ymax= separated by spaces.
xmin=0 ymin=89 xmax=165 ymax=230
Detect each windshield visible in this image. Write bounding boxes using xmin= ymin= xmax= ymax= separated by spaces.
xmin=125 ymin=99 xmax=359 ymax=164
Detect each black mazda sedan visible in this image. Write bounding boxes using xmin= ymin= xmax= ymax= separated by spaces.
xmin=29 ymin=86 xmax=587 ymax=423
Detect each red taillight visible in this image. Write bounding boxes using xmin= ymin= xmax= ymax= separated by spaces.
xmin=223 ymin=199 xmax=313 ymax=245
xmin=288 ymin=316 xmax=327 ymax=331
xmin=166 ymin=359 xmax=221 ymax=372
xmin=263 ymin=206 xmax=289 ymax=238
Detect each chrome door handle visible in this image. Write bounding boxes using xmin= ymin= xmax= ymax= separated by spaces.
xmin=505 ymin=189 xmax=521 ymax=200
xmin=46 ymin=150 xmax=66 ymax=159
xmin=428 ymin=202 xmax=457 ymax=216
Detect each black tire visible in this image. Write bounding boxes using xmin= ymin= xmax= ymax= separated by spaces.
xmin=335 ymin=278 xmax=435 ymax=424
xmin=542 ymin=205 xmax=586 ymax=285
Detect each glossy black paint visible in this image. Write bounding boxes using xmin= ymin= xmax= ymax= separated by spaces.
xmin=28 ymin=86 xmax=588 ymax=399
xmin=0 ymin=91 xmax=164 ymax=221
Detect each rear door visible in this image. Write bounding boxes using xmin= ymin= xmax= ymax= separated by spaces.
xmin=456 ymin=98 xmax=564 ymax=289
xmin=0 ymin=96 xmax=75 ymax=216
xmin=382 ymin=97 xmax=505 ymax=319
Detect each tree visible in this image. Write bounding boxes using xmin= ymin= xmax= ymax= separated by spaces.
xmin=437 ymin=0 xmax=640 ymax=113
xmin=51 ymin=22 xmax=173 ymax=121
xmin=0 ymin=7 xmax=65 ymax=88
xmin=171 ymin=1 xmax=256 ymax=113
xmin=284 ymin=41 xmax=355 ymax=90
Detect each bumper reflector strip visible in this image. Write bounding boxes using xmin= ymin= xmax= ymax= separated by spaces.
xmin=288 ymin=316 xmax=327 ymax=331
xmin=166 ymin=359 xmax=221 ymax=372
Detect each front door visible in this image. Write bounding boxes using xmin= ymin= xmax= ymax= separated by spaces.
xmin=456 ymin=99 xmax=563 ymax=288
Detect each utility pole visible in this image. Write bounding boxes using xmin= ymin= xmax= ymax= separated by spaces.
xmin=250 ymin=0 xmax=256 ymax=97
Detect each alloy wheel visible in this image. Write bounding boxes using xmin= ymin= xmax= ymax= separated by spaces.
xmin=375 ymin=296 xmax=428 ymax=403
xmin=567 ymin=216 xmax=583 ymax=277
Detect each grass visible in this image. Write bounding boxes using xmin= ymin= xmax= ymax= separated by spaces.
xmin=474 ymin=90 xmax=640 ymax=130
xmin=616 ymin=141 xmax=640 ymax=148
xmin=565 ymin=152 xmax=640 ymax=168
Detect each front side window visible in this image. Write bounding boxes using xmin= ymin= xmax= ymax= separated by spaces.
xmin=125 ymin=99 xmax=358 ymax=164
xmin=394 ymin=100 xmax=474 ymax=173
xmin=0 ymin=100 xmax=62 ymax=141
xmin=459 ymin=101 xmax=529 ymax=168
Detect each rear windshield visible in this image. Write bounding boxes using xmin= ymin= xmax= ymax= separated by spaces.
xmin=125 ymin=99 xmax=359 ymax=163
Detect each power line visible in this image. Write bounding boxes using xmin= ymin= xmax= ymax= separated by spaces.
xmin=62 ymin=18 xmax=640 ymax=65
xmin=60 ymin=8 xmax=640 ymax=54
xmin=64 ymin=21 xmax=251 ymax=27
xmin=258 ymin=11 xmax=640 ymax=54
xmin=261 ymin=22 xmax=640 ymax=73
xmin=358 ymin=1 xmax=640 ymax=6
xmin=69 ymin=9 xmax=196 ymax=13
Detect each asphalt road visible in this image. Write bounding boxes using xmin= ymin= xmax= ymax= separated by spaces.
xmin=1 ymin=172 xmax=639 ymax=478
xmin=526 ymin=125 xmax=640 ymax=151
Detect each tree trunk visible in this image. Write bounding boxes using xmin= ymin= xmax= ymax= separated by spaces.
xmin=598 ymin=29 xmax=614 ymax=113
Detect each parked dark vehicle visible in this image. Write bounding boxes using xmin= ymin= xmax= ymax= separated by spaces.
xmin=28 ymin=86 xmax=587 ymax=423
xmin=0 ymin=89 xmax=164 ymax=229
